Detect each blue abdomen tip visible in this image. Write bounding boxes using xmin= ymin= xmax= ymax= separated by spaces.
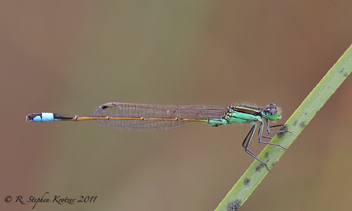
xmin=41 ymin=113 xmax=54 ymax=122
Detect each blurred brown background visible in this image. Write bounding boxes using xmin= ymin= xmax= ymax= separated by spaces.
xmin=1 ymin=1 xmax=352 ymax=211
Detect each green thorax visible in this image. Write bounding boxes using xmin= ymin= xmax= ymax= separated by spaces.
xmin=206 ymin=104 xmax=281 ymax=127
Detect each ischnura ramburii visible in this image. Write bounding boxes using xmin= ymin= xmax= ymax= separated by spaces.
xmin=26 ymin=102 xmax=288 ymax=171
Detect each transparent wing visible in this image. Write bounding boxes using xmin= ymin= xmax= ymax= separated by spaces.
xmin=91 ymin=102 xmax=227 ymax=132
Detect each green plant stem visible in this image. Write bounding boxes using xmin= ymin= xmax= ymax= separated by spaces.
xmin=215 ymin=44 xmax=352 ymax=211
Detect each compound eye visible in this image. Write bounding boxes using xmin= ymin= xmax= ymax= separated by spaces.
xmin=266 ymin=104 xmax=277 ymax=114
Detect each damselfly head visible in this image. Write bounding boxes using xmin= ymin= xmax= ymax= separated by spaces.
xmin=265 ymin=103 xmax=281 ymax=121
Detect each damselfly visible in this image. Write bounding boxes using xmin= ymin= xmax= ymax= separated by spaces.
xmin=26 ymin=102 xmax=287 ymax=171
